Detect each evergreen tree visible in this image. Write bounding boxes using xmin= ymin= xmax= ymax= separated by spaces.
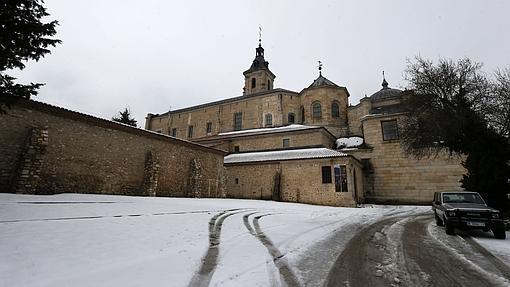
xmin=0 ymin=0 xmax=61 ymax=99
xmin=112 ymin=108 xmax=137 ymax=127
xmin=401 ymin=57 xmax=510 ymax=210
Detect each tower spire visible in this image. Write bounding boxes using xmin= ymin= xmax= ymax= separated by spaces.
xmin=318 ymin=61 xmax=323 ymax=76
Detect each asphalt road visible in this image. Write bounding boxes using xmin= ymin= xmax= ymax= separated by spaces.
xmin=325 ymin=213 xmax=510 ymax=287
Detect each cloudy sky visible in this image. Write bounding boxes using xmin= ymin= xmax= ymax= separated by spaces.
xmin=12 ymin=0 xmax=510 ymax=127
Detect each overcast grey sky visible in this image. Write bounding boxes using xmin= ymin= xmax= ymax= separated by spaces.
xmin=12 ymin=0 xmax=510 ymax=127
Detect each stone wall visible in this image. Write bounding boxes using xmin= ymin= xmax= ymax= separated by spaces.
xmin=147 ymin=90 xmax=299 ymax=139
xmin=0 ymin=99 xmax=225 ymax=197
xmin=347 ymin=98 xmax=371 ymax=136
xmin=226 ymin=130 xmax=333 ymax=152
xmin=346 ymin=114 xmax=466 ymax=204
xmin=225 ymin=157 xmax=363 ymax=207
xmin=300 ymin=86 xmax=349 ymax=137
xmin=195 ymin=128 xmax=335 ymax=153
xmin=147 ymin=85 xmax=350 ymax=141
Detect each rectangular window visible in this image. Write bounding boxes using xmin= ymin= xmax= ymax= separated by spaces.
xmin=265 ymin=114 xmax=272 ymax=127
xmin=234 ymin=146 xmax=240 ymax=153
xmin=381 ymin=120 xmax=399 ymax=141
xmin=206 ymin=122 xmax=212 ymax=133
xmin=334 ymin=165 xmax=348 ymax=192
xmin=321 ymin=166 xmax=332 ymax=184
xmin=234 ymin=112 xmax=243 ymax=131
xmin=171 ymin=128 xmax=177 ymax=137
xmin=283 ymin=138 xmax=290 ymax=148
xmin=235 ymin=178 xmax=239 ymax=184
xmin=188 ymin=125 xmax=193 ymax=138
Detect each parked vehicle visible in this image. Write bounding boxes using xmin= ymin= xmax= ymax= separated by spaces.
xmin=432 ymin=191 xmax=506 ymax=239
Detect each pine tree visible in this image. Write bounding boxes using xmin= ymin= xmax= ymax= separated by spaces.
xmin=0 ymin=0 xmax=61 ymax=99
xmin=112 ymin=108 xmax=138 ymax=127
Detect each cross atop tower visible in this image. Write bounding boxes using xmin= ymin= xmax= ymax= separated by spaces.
xmin=318 ymin=61 xmax=323 ymax=76
xmin=258 ymin=26 xmax=262 ymax=46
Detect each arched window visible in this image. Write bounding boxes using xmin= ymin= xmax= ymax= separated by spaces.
xmin=267 ymin=80 xmax=270 ymax=89
xmin=331 ymin=102 xmax=340 ymax=118
xmin=312 ymin=102 xmax=322 ymax=119
xmin=265 ymin=113 xmax=273 ymax=127
xmin=288 ymin=113 xmax=295 ymax=124
xmin=300 ymin=106 xmax=305 ymax=123
xmin=251 ymin=78 xmax=256 ymax=89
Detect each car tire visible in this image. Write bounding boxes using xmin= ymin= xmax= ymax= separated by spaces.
xmin=493 ymin=228 xmax=507 ymax=240
xmin=435 ymin=212 xmax=444 ymax=226
xmin=445 ymin=218 xmax=455 ymax=235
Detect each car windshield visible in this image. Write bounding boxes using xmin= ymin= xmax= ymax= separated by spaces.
xmin=442 ymin=193 xmax=485 ymax=204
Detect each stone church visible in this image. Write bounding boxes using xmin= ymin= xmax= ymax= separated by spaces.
xmin=145 ymin=41 xmax=465 ymax=207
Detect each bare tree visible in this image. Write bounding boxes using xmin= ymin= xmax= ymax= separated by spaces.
xmin=401 ymin=57 xmax=510 ymax=209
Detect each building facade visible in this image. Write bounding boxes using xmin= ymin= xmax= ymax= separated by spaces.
xmin=145 ymin=42 xmax=466 ymax=206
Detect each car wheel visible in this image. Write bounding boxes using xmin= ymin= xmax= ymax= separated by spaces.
xmin=435 ymin=212 xmax=444 ymax=226
xmin=445 ymin=218 xmax=455 ymax=235
xmin=493 ymin=228 xmax=507 ymax=240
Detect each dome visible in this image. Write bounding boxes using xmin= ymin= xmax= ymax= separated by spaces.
xmin=369 ymin=76 xmax=402 ymax=101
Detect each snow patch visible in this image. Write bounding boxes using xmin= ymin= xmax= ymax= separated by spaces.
xmin=218 ymin=124 xmax=317 ymax=136
xmin=336 ymin=137 xmax=363 ymax=149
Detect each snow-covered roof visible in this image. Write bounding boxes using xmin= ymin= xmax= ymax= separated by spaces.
xmin=336 ymin=137 xmax=364 ymax=149
xmin=218 ymin=124 xmax=319 ymax=136
xmin=224 ymin=147 xmax=348 ymax=164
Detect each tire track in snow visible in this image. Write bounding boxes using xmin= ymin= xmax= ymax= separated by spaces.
xmin=188 ymin=209 xmax=246 ymax=287
xmin=327 ymin=212 xmax=509 ymax=287
xmin=460 ymin=234 xmax=510 ymax=277
xmin=0 ymin=208 xmax=244 ymax=223
xmin=243 ymin=212 xmax=301 ymax=287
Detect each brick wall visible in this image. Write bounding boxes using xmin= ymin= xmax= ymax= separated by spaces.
xmin=0 ymin=99 xmax=225 ymax=197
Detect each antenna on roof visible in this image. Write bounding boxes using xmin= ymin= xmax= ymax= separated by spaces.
xmin=318 ymin=61 xmax=323 ymax=76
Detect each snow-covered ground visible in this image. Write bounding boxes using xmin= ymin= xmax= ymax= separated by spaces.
xmin=0 ymin=194 xmax=507 ymax=287
xmin=0 ymin=194 xmax=406 ymax=287
xmin=472 ymin=230 xmax=510 ymax=264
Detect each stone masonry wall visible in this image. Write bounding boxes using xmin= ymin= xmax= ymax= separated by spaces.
xmin=347 ymin=115 xmax=466 ymax=204
xmin=225 ymin=157 xmax=362 ymax=207
xmin=148 ymin=91 xmax=298 ymax=140
xmin=0 ymin=99 xmax=225 ymax=197
xmin=222 ymin=129 xmax=334 ymax=153
xmin=300 ymin=86 xmax=349 ymax=137
xmin=11 ymin=126 xmax=49 ymax=193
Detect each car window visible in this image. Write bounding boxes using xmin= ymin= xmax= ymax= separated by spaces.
xmin=442 ymin=193 xmax=484 ymax=204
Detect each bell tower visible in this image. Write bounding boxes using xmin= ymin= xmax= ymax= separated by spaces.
xmin=243 ymin=28 xmax=275 ymax=95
